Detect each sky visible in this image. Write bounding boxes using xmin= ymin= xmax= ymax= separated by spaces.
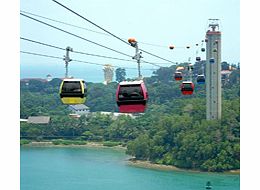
xmin=20 ymin=0 xmax=240 ymax=81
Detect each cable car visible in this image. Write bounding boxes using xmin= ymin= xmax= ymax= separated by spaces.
xmin=209 ymin=58 xmax=215 ymax=64
xmin=169 ymin=45 xmax=175 ymax=50
xmin=180 ymin=81 xmax=194 ymax=95
xmin=116 ymin=80 xmax=148 ymax=113
xmin=196 ymin=57 xmax=201 ymax=61
xmin=174 ymin=71 xmax=183 ymax=81
xmin=176 ymin=66 xmax=185 ymax=71
xmin=59 ymin=79 xmax=87 ymax=104
xmin=197 ymin=74 xmax=205 ymax=84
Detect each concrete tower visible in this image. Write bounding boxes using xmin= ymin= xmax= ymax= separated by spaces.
xmin=206 ymin=19 xmax=222 ymax=120
xmin=103 ymin=64 xmax=114 ymax=85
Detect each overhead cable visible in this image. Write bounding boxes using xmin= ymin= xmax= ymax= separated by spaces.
xmin=21 ymin=37 xmax=165 ymax=67
xmin=20 ymin=51 xmax=63 ymax=60
xmin=140 ymin=48 xmax=176 ymax=64
xmin=51 ymin=0 xmax=177 ymax=64
xmin=52 ymin=0 xmax=129 ymax=46
xmin=20 ymin=37 xmax=135 ymax=63
xmin=21 ymin=37 xmax=65 ymax=51
xmin=20 ymin=50 xmax=156 ymax=70
xmin=20 ymin=12 xmax=133 ymax=58
xmin=21 ymin=10 xmax=191 ymax=49
xmin=20 ymin=10 xmax=109 ymax=36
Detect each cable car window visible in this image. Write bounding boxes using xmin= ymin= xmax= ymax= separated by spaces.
xmin=182 ymin=83 xmax=193 ymax=90
xmin=118 ymin=85 xmax=143 ymax=100
xmin=82 ymin=81 xmax=87 ymax=91
xmin=62 ymin=81 xmax=81 ymax=93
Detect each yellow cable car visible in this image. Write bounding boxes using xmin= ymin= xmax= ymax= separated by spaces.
xmin=59 ymin=79 xmax=87 ymax=104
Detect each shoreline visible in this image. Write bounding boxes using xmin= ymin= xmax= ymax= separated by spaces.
xmin=21 ymin=141 xmax=240 ymax=174
xmin=127 ymin=159 xmax=240 ymax=175
xmin=21 ymin=141 xmax=127 ymax=150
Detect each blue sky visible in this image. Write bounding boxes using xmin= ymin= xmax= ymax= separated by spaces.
xmin=20 ymin=0 xmax=240 ymax=80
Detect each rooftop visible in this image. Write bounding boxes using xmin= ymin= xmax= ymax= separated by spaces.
xmin=27 ymin=116 xmax=50 ymax=124
xmin=69 ymin=104 xmax=89 ymax=110
xmin=20 ymin=78 xmax=48 ymax=83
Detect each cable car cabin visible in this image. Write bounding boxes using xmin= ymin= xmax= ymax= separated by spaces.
xmin=116 ymin=81 xmax=148 ymax=113
xmin=209 ymin=58 xmax=215 ymax=64
xmin=174 ymin=71 xmax=183 ymax=81
xmin=196 ymin=57 xmax=201 ymax=61
xmin=197 ymin=74 xmax=205 ymax=84
xmin=180 ymin=81 xmax=194 ymax=95
xmin=59 ymin=79 xmax=87 ymax=104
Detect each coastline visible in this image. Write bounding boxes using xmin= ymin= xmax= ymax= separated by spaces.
xmin=21 ymin=141 xmax=127 ymax=150
xmin=127 ymin=159 xmax=240 ymax=175
xmin=21 ymin=141 xmax=240 ymax=174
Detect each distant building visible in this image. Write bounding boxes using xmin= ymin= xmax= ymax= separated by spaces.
xmin=221 ymin=70 xmax=232 ymax=85
xmin=27 ymin=116 xmax=51 ymax=124
xmin=46 ymin=74 xmax=52 ymax=82
xmin=69 ymin=113 xmax=81 ymax=119
xmin=68 ymin=104 xmax=90 ymax=115
xmin=103 ymin=64 xmax=114 ymax=85
xmin=221 ymin=70 xmax=232 ymax=77
xmin=20 ymin=78 xmax=48 ymax=83
xmin=94 ymin=111 xmax=137 ymax=120
xmin=20 ymin=78 xmax=48 ymax=86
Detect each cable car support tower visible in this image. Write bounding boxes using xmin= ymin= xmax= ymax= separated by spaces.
xmin=205 ymin=19 xmax=222 ymax=120
xmin=64 ymin=46 xmax=73 ymax=78
xmin=128 ymin=38 xmax=143 ymax=80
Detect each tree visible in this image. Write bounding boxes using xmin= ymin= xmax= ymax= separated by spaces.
xmin=152 ymin=66 xmax=174 ymax=83
xmin=127 ymin=134 xmax=151 ymax=160
xmin=115 ymin=68 xmax=126 ymax=82
xmin=221 ymin=61 xmax=230 ymax=70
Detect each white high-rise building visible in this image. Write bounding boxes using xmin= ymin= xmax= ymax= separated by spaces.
xmin=103 ymin=64 xmax=114 ymax=85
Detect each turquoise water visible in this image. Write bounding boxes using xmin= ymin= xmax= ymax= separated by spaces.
xmin=20 ymin=147 xmax=239 ymax=190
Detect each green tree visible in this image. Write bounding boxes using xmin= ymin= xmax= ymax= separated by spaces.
xmin=115 ymin=68 xmax=126 ymax=82
xmin=127 ymin=134 xmax=151 ymax=160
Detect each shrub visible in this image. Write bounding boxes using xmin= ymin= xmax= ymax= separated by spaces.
xmin=103 ymin=141 xmax=121 ymax=147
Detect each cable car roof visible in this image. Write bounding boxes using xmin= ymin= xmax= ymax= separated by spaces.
xmin=182 ymin=81 xmax=193 ymax=83
xmin=63 ymin=78 xmax=84 ymax=81
xmin=176 ymin=66 xmax=184 ymax=70
xmin=119 ymin=80 xmax=143 ymax=85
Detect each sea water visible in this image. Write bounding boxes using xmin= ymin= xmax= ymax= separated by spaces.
xmin=20 ymin=147 xmax=239 ymax=190
xmin=20 ymin=63 xmax=155 ymax=83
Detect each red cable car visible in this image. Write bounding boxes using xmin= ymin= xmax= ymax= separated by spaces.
xmin=174 ymin=71 xmax=183 ymax=81
xmin=116 ymin=81 xmax=148 ymax=113
xmin=180 ymin=81 xmax=194 ymax=95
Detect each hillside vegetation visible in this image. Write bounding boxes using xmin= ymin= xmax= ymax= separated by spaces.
xmin=20 ymin=62 xmax=240 ymax=172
